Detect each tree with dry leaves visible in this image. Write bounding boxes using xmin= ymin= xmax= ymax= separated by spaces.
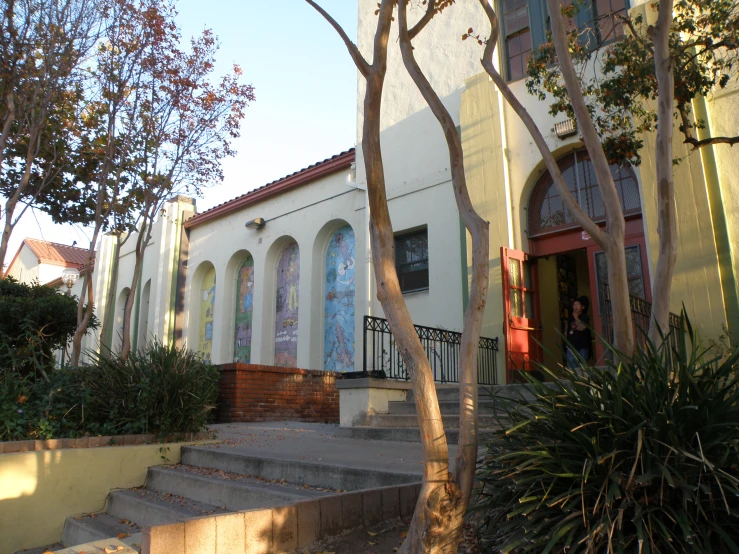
xmin=0 ymin=0 xmax=103 ymax=272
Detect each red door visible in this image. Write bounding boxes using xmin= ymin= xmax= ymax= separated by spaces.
xmin=501 ymin=247 xmax=542 ymax=382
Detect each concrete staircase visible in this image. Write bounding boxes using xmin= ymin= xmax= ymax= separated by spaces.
xmin=38 ymin=439 xmax=421 ymax=554
xmin=342 ymin=383 xmax=536 ymax=443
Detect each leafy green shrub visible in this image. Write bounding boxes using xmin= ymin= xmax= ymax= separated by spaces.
xmin=0 ymin=276 xmax=97 ymax=373
xmin=84 ymin=340 xmax=219 ymax=436
xmin=0 ymin=341 xmax=218 ymax=440
xmin=0 ymin=367 xmax=91 ymax=440
xmin=476 ymin=326 xmax=739 ymax=553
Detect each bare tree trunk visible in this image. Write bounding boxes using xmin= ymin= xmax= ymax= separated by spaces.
xmin=98 ymin=234 xmax=123 ymax=355
xmin=397 ymin=2 xmax=490 ymax=549
xmin=120 ymin=215 xmax=152 ymax=360
xmin=478 ymin=0 xmax=634 ymax=356
xmin=70 ymin=261 xmax=95 ymax=366
xmin=0 ymin=201 xmax=15 ymax=273
xmin=648 ymin=0 xmax=677 ymax=345
xmin=306 ymin=1 xmax=463 ymax=551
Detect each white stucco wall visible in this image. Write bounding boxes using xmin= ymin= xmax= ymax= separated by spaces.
xmin=6 ymin=245 xmax=40 ymax=283
xmin=184 ymin=169 xmax=366 ymax=370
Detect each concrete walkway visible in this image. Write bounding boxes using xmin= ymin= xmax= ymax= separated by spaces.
xmin=203 ymin=422 xmax=458 ymax=476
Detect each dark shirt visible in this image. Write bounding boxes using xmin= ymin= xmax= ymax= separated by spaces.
xmin=567 ymin=313 xmax=591 ymax=351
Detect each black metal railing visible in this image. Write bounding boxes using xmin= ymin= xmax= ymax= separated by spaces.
xmin=362 ymin=315 xmax=498 ymax=385
xmin=600 ymin=284 xmax=685 ymax=361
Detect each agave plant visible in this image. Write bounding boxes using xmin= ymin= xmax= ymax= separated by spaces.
xmin=476 ymin=320 xmax=739 ymax=553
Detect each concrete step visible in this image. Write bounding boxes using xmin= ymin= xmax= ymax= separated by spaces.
xmin=146 ymin=465 xmax=331 ymax=510
xmin=106 ymin=488 xmax=232 ymax=527
xmin=54 ymin=536 xmax=139 ymax=554
xmin=181 ymin=446 xmax=420 ymax=491
xmin=364 ymin=413 xmax=502 ymax=428
xmin=62 ymin=511 xmax=141 ymax=549
xmin=387 ymin=400 xmax=499 ymax=415
xmin=406 ymin=385 xmax=459 ymax=402
xmin=344 ymin=426 xmax=499 ymax=444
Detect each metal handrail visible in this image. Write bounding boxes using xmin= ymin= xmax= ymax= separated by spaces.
xmin=362 ymin=315 xmax=498 ymax=385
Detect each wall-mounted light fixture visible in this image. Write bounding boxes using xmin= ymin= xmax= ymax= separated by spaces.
xmin=245 ymin=217 xmax=266 ymax=230
xmin=554 ymin=118 xmax=578 ymax=139
xmin=61 ymin=267 xmax=80 ymax=296
xmin=346 ymin=161 xmax=357 ymax=185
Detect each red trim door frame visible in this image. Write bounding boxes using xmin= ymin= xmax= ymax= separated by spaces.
xmin=528 ymin=217 xmax=651 ymax=365
xmin=501 ymin=247 xmax=542 ymax=382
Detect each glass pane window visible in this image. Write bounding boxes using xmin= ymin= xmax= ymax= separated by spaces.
xmin=504 ymin=0 xmax=531 ymax=81
xmin=595 ymin=245 xmax=645 ymax=303
xmin=507 ymin=29 xmax=532 ymax=81
xmin=595 ymin=0 xmax=628 ymax=43
xmin=528 ymin=149 xmax=641 ymax=237
xmin=395 ymin=229 xmax=429 ymax=293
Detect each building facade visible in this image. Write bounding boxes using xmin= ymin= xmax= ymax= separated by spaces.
xmin=33 ymin=0 xmax=738 ymax=381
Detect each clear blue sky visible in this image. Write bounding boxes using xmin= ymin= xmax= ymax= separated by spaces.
xmin=6 ymin=0 xmax=358 ymax=267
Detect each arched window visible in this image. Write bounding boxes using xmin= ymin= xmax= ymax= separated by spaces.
xmin=274 ymin=242 xmax=299 ymax=367
xmin=234 ymin=255 xmax=254 ymax=364
xmin=528 ymin=150 xmax=641 ymax=237
xmin=324 ymin=225 xmax=355 ymax=372
xmin=198 ymin=267 xmax=216 ymax=364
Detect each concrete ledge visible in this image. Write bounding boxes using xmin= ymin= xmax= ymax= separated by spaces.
xmin=1 ymin=440 xmax=215 ymax=554
xmin=335 ymin=377 xmax=412 ymax=391
xmin=0 ymin=431 xmax=213 ymax=454
xmin=141 ymin=482 xmax=422 ymax=554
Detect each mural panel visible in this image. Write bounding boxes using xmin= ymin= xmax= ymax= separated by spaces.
xmin=234 ymin=255 xmax=255 ymax=363
xmin=274 ymin=242 xmax=299 ymax=367
xmin=324 ymin=225 xmax=356 ymax=372
xmin=198 ymin=267 xmax=216 ymax=364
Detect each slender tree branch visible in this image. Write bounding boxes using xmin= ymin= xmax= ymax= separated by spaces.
xmin=303 ymin=0 xmax=370 ymax=78
xmin=685 ymin=135 xmax=739 ymax=149
xmin=408 ymin=0 xmax=435 ymax=40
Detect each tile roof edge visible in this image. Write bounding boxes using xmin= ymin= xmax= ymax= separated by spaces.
xmin=184 ymin=148 xmax=355 ymax=230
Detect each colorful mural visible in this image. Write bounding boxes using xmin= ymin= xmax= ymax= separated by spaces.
xmin=274 ymin=242 xmax=299 ymax=367
xmin=324 ymin=225 xmax=355 ymax=372
xmin=234 ymin=255 xmax=254 ymax=363
xmin=199 ymin=267 xmax=216 ymax=364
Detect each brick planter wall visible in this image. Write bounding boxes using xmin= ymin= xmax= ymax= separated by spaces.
xmin=215 ymin=364 xmax=339 ymax=423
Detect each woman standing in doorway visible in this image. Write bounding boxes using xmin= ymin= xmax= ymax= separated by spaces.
xmin=565 ymin=296 xmax=592 ymax=369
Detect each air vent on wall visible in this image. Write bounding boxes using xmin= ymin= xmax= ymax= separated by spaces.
xmin=554 ymin=119 xmax=578 ymax=139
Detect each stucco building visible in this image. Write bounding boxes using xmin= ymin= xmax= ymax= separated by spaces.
xmin=34 ymin=0 xmax=738 ymax=386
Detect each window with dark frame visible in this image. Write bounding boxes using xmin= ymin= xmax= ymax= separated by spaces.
xmin=395 ymin=229 xmax=429 ymax=294
xmin=503 ymin=0 xmax=630 ymax=81
xmin=504 ymin=0 xmax=533 ymax=81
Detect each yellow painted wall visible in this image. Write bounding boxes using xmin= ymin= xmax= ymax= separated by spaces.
xmin=630 ymin=1 xmax=735 ymax=343
xmin=460 ymin=73 xmax=511 ymax=383
xmin=0 ymin=443 xmax=191 ymax=554
xmin=638 ymin=98 xmax=726 ymax=342
xmin=537 ymin=256 xmax=562 ymax=371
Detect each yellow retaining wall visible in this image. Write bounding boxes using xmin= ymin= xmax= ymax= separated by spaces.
xmin=0 ymin=443 xmax=195 ymax=554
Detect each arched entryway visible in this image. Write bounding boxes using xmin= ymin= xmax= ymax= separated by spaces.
xmin=503 ymin=149 xmax=650 ymax=380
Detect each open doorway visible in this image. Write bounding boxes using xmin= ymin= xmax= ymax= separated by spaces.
xmin=537 ymin=249 xmax=593 ymax=371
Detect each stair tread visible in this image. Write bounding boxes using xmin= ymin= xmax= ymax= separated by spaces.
xmin=66 ymin=511 xmax=142 ymax=539
xmin=55 ymin=536 xmax=140 ymax=554
xmin=109 ymin=487 xmax=233 ymax=522
xmin=150 ymin=464 xmax=335 ymax=500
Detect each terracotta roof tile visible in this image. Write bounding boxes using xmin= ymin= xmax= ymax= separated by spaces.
xmin=23 ymin=238 xmax=90 ymax=268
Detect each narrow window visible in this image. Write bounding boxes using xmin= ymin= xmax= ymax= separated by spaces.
xmin=395 ymin=229 xmax=429 ymax=294
xmin=504 ymin=0 xmax=533 ymax=81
